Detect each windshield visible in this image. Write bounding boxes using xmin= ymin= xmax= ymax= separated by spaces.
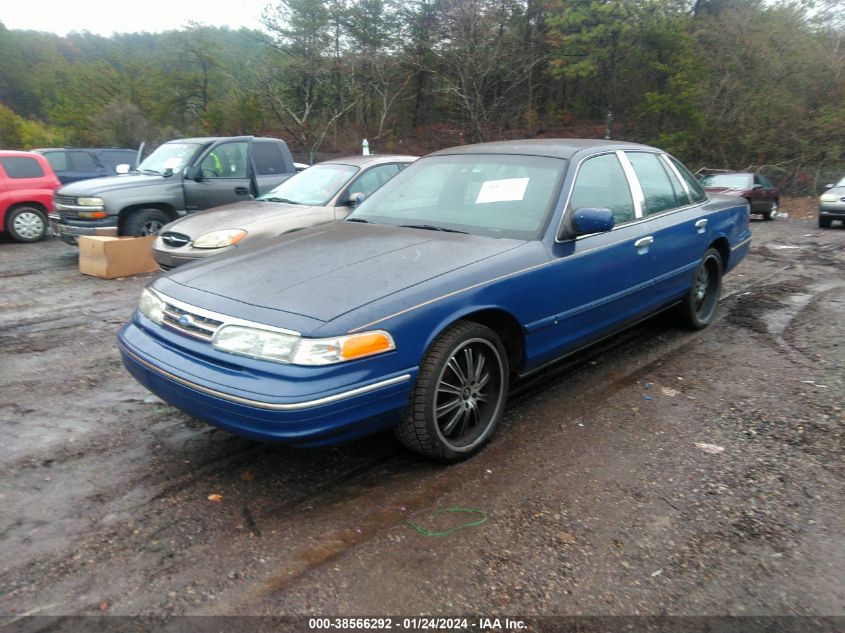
xmin=347 ymin=154 xmax=565 ymax=240
xmin=258 ymin=163 xmax=358 ymax=205
xmin=699 ymin=174 xmax=751 ymax=189
xmin=836 ymin=177 xmax=845 ymax=187
xmin=136 ymin=143 xmax=203 ymax=175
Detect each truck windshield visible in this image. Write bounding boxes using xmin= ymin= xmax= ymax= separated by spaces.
xmin=258 ymin=164 xmax=358 ymax=206
xmin=137 ymin=143 xmax=203 ymax=175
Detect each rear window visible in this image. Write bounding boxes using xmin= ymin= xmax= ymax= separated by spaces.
xmin=0 ymin=156 xmax=45 ymax=179
xmin=43 ymin=152 xmax=68 ymax=172
xmin=253 ymin=141 xmax=289 ymax=175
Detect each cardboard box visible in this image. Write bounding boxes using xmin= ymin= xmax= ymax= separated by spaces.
xmin=79 ymin=236 xmax=158 ymax=279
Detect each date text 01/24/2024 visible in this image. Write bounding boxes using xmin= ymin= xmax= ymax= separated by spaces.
xmin=307 ymin=617 xmax=527 ymax=631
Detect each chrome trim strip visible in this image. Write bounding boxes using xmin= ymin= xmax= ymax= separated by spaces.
xmin=119 ymin=342 xmax=412 ymax=411
xmin=616 ymin=150 xmax=645 ymax=218
xmin=149 ymin=289 xmax=302 ymax=337
xmin=731 ymin=236 xmax=752 ymax=251
xmin=661 ymin=153 xmax=693 ymax=204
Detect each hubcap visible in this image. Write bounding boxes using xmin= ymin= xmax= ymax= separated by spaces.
xmin=434 ymin=338 xmax=504 ymax=450
xmin=694 ymin=257 xmax=718 ymax=319
xmin=12 ymin=211 xmax=44 ymax=240
xmin=142 ymin=219 xmax=164 ymax=235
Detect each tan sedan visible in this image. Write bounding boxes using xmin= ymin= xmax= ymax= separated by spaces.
xmin=153 ymin=154 xmax=417 ymax=270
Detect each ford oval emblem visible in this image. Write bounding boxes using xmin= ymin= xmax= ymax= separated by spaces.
xmin=178 ymin=314 xmax=194 ymax=328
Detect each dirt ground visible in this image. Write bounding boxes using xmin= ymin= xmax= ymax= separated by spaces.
xmin=0 ymin=198 xmax=843 ymax=627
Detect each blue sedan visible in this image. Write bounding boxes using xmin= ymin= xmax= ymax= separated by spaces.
xmin=118 ymin=139 xmax=750 ymax=462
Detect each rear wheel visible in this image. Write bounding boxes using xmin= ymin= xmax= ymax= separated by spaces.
xmin=6 ymin=205 xmax=47 ymax=242
xmin=765 ymin=199 xmax=779 ymax=220
xmin=395 ymin=321 xmax=509 ymax=462
xmin=678 ymin=248 xmax=722 ymax=330
xmin=123 ymin=208 xmax=169 ymax=236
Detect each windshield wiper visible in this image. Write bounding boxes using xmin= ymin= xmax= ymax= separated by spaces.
xmin=346 ymin=217 xmax=370 ymax=223
xmin=140 ymin=168 xmax=161 ymax=175
xmin=399 ymin=224 xmax=467 ymax=234
xmin=261 ymin=197 xmax=301 ymax=204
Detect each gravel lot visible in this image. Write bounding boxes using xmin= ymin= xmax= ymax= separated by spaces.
xmin=0 ymin=200 xmax=842 ymax=626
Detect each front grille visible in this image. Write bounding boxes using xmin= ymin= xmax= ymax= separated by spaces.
xmin=162 ymin=302 xmax=223 ymax=340
xmin=161 ymin=232 xmax=191 ymax=248
xmin=54 ymin=195 xmax=76 ymax=206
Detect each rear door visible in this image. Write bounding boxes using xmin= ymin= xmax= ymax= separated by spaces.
xmin=183 ymin=139 xmax=253 ymax=211
xmin=251 ymin=140 xmax=295 ymax=194
xmin=625 ymin=151 xmax=711 ymax=306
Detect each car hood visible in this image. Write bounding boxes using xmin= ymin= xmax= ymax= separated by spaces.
xmin=161 ymin=221 xmax=525 ymax=323
xmin=57 ymin=173 xmax=169 ymax=195
xmin=163 ymin=200 xmax=323 ymax=236
xmin=823 ymin=186 xmax=845 ymax=196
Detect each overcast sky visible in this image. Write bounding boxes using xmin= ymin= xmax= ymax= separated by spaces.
xmin=1 ymin=0 xmax=271 ymax=36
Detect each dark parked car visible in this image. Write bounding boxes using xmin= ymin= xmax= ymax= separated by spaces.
xmin=700 ymin=172 xmax=779 ymax=220
xmin=153 ymin=154 xmax=417 ymax=270
xmin=0 ymin=151 xmax=61 ymax=242
xmin=50 ymin=136 xmax=297 ymax=244
xmin=818 ymin=176 xmax=845 ymax=228
xmin=32 ymin=148 xmax=137 ymax=185
xmin=118 ymin=139 xmax=750 ymax=462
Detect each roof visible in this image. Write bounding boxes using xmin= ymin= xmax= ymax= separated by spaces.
xmin=316 ymin=154 xmax=419 ymax=166
xmin=430 ymin=138 xmax=658 ymax=160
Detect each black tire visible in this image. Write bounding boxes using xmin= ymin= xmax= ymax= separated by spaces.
xmin=818 ymin=216 xmax=832 ymax=229
xmin=677 ymin=248 xmax=723 ymax=330
xmin=5 ymin=205 xmax=47 ymax=242
xmin=395 ymin=321 xmax=509 ymax=462
xmin=123 ymin=208 xmax=170 ymax=236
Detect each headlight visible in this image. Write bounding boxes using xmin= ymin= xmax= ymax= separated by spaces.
xmin=138 ymin=288 xmax=164 ymax=324
xmin=820 ymin=193 xmax=837 ymax=202
xmin=192 ymin=229 xmax=247 ymax=249
xmin=77 ymin=197 xmax=104 ymax=206
xmin=212 ymin=326 xmax=395 ymax=365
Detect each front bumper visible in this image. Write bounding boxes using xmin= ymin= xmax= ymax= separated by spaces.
xmin=819 ymin=203 xmax=845 ymax=218
xmin=117 ymin=322 xmax=417 ymax=446
xmin=153 ymin=244 xmax=231 ymax=270
xmin=49 ymin=215 xmax=118 ymax=244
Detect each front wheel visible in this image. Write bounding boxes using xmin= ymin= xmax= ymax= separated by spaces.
xmin=819 ymin=216 xmax=832 ymax=229
xmin=677 ymin=248 xmax=723 ymax=330
xmin=123 ymin=208 xmax=170 ymax=236
xmin=395 ymin=321 xmax=509 ymax=462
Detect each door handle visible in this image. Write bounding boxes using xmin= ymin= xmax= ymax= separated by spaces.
xmin=695 ymin=219 xmax=708 ymax=229
xmin=235 ymin=186 xmax=249 ymax=195
xmin=634 ymin=236 xmax=654 ymax=249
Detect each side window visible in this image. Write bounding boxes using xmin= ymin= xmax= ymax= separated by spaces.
xmin=44 ymin=152 xmax=67 ymax=172
xmin=0 ymin=156 xmax=45 ymax=179
xmin=348 ymin=164 xmax=401 ymax=197
xmin=626 ymin=152 xmax=682 ymax=215
xmin=569 ymin=153 xmax=635 ymax=225
xmin=667 ymin=156 xmax=707 ymax=203
xmin=200 ymin=141 xmax=249 ymax=178
xmin=69 ymin=151 xmax=101 ymax=172
xmin=759 ymin=174 xmax=774 ymax=189
xmin=253 ymin=141 xmax=287 ymax=175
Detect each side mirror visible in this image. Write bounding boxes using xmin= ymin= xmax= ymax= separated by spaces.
xmin=115 ymin=164 xmax=130 ymax=174
xmin=184 ymin=165 xmax=201 ymax=181
xmin=571 ymin=207 xmax=614 ymax=236
xmin=349 ymin=192 xmax=367 ymax=206
xmin=825 ymin=184 xmax=834 ymax=189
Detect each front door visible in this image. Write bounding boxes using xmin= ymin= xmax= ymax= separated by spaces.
xmin=183 ymin=140 xmax=253 ymax=212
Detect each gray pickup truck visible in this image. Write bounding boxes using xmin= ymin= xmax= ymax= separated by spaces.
xmin=50 ymin=136 xmax=296 ymax=244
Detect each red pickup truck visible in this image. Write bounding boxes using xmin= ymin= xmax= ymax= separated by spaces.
xmin=0 ymin=151 xmax=61 ymax=242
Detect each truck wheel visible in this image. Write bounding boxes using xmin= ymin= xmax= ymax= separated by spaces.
xmin=6 ymin=205 xmax=47 ymax=242
xmin=123 ymin=209 xmax=169 ymax=236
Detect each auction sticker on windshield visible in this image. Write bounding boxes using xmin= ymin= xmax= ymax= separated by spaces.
xmin=476 ymin=177 xmax=529 ymax=204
